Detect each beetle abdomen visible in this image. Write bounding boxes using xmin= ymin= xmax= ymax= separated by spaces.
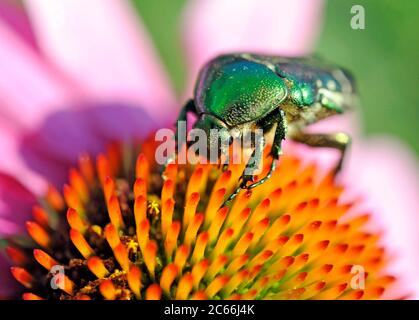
xmin=236 ymin=53 xmax=357 ymax=114
xmin=272 ymin=56 xmax=357 ymax=113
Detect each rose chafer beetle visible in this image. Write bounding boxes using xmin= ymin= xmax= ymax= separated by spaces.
xmin=172 ymin=53 xmax=357 ymax=204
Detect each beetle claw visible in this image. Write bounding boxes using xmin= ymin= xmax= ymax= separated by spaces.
xmin=237 ymin=174 xmax=254 ymax=189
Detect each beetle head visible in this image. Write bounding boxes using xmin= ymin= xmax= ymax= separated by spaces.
xmin=193 ymin=113 xmax=232 ymax=161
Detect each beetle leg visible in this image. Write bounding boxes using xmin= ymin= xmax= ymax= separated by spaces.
xmin=240 ymin=135 xmax=266 ymax=186
xmin=175 ymin=99 xmax=197 ymax=147
xmin=220 ymin=155 xmax=230 ymax=171
xmin=162 ymin=99 xmax=197 ymax=176
xmin=217 ymin=147 xmax=230 ymax=171
xmin=243 ymin=113 xmax=286 ymax=190
xmin=291 ymin=132 xmax=351 ymax=174
xmin=222 ymin=161 xmax=229 ymax=172
xmin=223 ymin=184 xmax=243 ymax=206
xmin=221 ymin=137 xmax=264 ymax=205
xmin=222 ymin=111 xmax=286 ymax=206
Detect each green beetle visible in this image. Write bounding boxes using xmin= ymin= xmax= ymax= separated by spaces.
xmin=173 ymin=53 xmax=357 ymax=204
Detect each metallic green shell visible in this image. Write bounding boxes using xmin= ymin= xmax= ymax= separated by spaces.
xmin=194 ymin=56 xmax=287 ymax=126
xmin=251 ymin=54 xmax=357 ymax=114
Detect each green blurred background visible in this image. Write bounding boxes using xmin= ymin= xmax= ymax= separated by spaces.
xmin=133 ymin=0 xmax=419 ymax=153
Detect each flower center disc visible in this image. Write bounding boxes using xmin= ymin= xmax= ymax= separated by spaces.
xmin=6 ymin=141 xmax=395 ymax=300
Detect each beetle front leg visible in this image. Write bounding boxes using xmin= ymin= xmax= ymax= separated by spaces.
xmin=240 ymin=135 xmax=266 ymax=186
xmin=174 ymin=99 xmax=197 ymax=148
xmin=243 ymin=114 xmax=286 ymax=190
xmin=163 ymin=99 xmax=197 ymax=175
xmin=222 ymin=113 xmax=286 ymax=206
xmin=222 ymin=138 xmax=265 ymax=205
xmin=291 ymin=132 xmax=351 ymax=174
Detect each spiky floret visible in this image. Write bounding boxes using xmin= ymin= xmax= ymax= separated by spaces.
xmin=5 ymin=142 xmax=396 ymax=300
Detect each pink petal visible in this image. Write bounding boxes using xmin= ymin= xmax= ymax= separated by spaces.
xmin=183 ymin=0 xmax=324 ymax=92
xmin=24 ymin=0 xmax=176 ymax=123
xmin=0 ymin=0 xmax=38 ymax=50
xmin=0 ymin=172 xmax=36 ymax=237
xmin=20 ymin=108 xmax=107 ymax=166
xmin=343 ymin=137 xmax=419 ymax=299
xmin=0 ymin=19 xmax=77 ymax=131
xmin=0 ymin=18 xmax=112 ymax=167
xmin=0 ymin=253 xmax=19 ymax=299
xmin=18 ymin=104 xmax=161 ymax=168
xmin=0 ymin=172 xmax=36 ymax=239
xmin=0 ymin=125 xmax=49 ymax=194
xmin=83 ymin=104 xmax=159 ymax=142
xmin=0 ymin=171 xmax=37 ymax=300
xmin=0 ymin=111 xmax=107 ymax=192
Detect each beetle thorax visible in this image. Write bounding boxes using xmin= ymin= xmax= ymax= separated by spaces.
xmin=194 ymin=56 xmax=288 ymax=127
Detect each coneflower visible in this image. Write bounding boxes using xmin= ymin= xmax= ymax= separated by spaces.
xmin=5 ymin=140 xmax=396 ymax=300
